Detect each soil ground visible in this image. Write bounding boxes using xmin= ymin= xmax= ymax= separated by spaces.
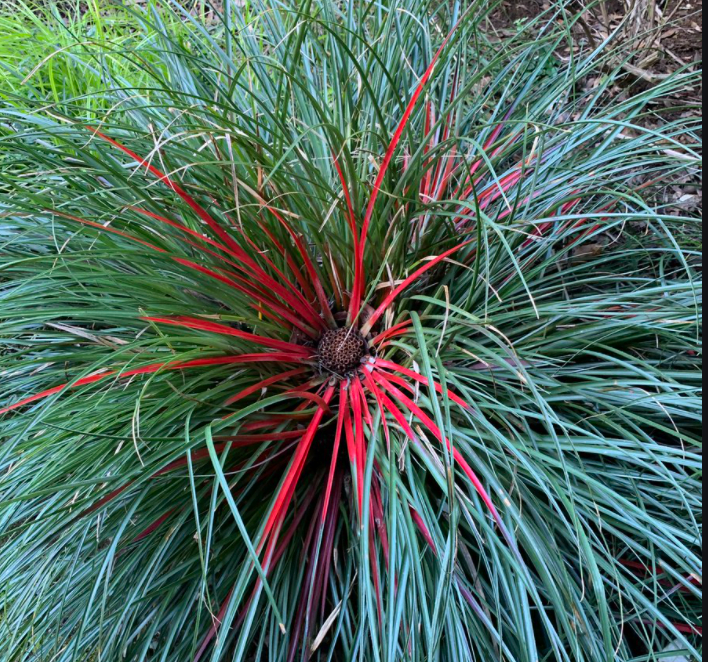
xmin=493 ymin=0 xmax=702 ymax=250
xmin=494 ymin=0 xmax=702 ymax=91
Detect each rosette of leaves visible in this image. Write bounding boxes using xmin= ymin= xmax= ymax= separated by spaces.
xmin=0 ymin=1 xmax=702 ymax=661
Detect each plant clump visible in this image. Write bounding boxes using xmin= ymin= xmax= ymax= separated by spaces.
xmin=0 ymin=1 xmax=701 ymax=661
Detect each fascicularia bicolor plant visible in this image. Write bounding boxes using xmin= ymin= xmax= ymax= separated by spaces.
xmin=0 ymin=1 xmax=702 ymax=661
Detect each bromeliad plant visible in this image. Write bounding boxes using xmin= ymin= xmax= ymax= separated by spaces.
xmin=0 ymin=1 xmax=702 ymax=661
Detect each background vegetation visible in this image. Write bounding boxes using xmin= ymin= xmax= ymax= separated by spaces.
xmin=0 ymin=1 xmax=702 ymax=661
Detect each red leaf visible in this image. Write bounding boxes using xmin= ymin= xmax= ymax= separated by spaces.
xmin=351 ymin=10 xmax=469 ymax=321
xmin=454 ymin=115 xmax=517 ymax=196
xmin=332 ymin=150 xmax=359 ymax=244
xmin=361 ymin=239 xmax=472 ymax=336
xmin=370 ymin=370 xmax=507 ymax=534
xmin=130 ymin=208 xmax=322 ymax=336
xmin=638 ymin=619 xmax=702 ymax=636
xmin=261 ymin=385 xmax=336 ymax=543
xmin=365 ymin=374 xmax=419 ymax=445
xmin=142 ymin=316 xmax=313 ymax=356
xmin=420 ymin=100 xmax=436 ymax=201
xmin=214 ymin=431 xmax=304 ymax=444
xmin=193 ymin=587 xmax=235 ymax=662
xmin=48 ymin=209 xmax=167 ymax=252
xmin=172 ymin=257 xmax=325 ymax=335
xmin=371 ymin=319 xmax=413 ymax=346
xmin=1 ymin=354 xmax=307 ymax=416
xmin=88 ymin=128 xmax=243 ymax=255
xmin=271 ymin=483 xmax=321 ymax=568
xmin=430 ymin=64 xmax=461 ymax=202
xmin=79 ymin=482 xmax=133 ymax=518
xmin=239 ymin=229 xmax=326 ymax=331
xmin=318 ymin=470 xmax=343 ymax=618
xmin=132 ymin=509 xmax=176 ymax=543
xmin=374 ymin=359 xmax=470 ymax=410
xmin=341 ymin=385 xmax=359 ymax=513
xmin=258 ymin=204 xmax=336 ymax=328
xmin=251 ymin=220 xmax=317 ymax=304
xmin=46 ymin=209 xmax=319 ymax=336
xmin=224 ymin=368 xmax=308 ymax=406
xmin=369 ymin=519 xmax=384 ymax=627
xmin=360 ymin=369 xmax=392 ymax=453
xmin=321 ymin=386 xmax=347 ymax=525
xmin=349 ymin=378 xmax=369 ymax=517
xmin=410 ymin=506 xmax=437 ymax=554
xmin=87 ymin=136 xmax=328 ymax=332
xmin=371 ymin=479 xmax=390 ymax=564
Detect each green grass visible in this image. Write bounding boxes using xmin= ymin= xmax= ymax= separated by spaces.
xmin=0 ymin=0 xmax=197 ymax=116
xmin=0 ymin=1 xmax=702 ymax=661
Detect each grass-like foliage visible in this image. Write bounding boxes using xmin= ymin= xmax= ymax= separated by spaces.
xmin=0 ymin=1 xmax=702 ymax=660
